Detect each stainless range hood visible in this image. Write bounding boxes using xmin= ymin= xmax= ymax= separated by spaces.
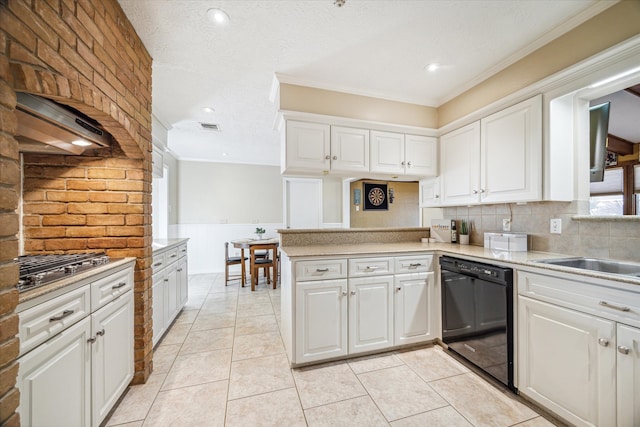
xmin=16 ymin=92 xmax=112 ymax=155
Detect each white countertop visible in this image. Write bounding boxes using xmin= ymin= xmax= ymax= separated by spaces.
xmin=281 ymin=242 xmax=640 ymax=287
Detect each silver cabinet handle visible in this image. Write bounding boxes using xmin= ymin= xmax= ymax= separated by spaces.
xmin=164 ymin=278 xmax=169 ymax=282
xmin=332 ymin=155 xmax=337 ymax=160
xmin=407 ymin=161 xmax=412 ymax=167
xmin=96 ymin=329 xmax=105 ymax=336
xmin=50 ymin=309 xmax=74 ymax=322
xmin=88 ymin=337 xmax=96 ymax=343
xmin=350 ymin=290 xmax=356 ymax=296
xmin=325 ymin=155 xmax=330 ymax=160
xmin=618 ymin=346 xmax=630 ymax=355
xmin=408 ymin=263 xmax=422 ymax=268
xmin=170 ymin=254 xmax=177 ymax=258
xmin=480 ymin=189 xmax=485 ymax=193
xmin=434 ymin=195 xmax=439 ymax=199
xmin=598 ymin=338 xmax=609 ymax=347
xmin=316 ymin=268 xmax=329 ymax=272
xmin=154 ymin=262 xmax=163 ymax=267
xmin=112 ymin=282 xmax=127 ymax=289
xmin=396 ymin=287 xmax=402 ymax=292
xmin=341 ymin=291 xmax=347 ymax=296
xmin=364 ymin=266 xmax=379 ymax=272
xmin=472 ymin=190 xmax=478 ymax=194
xmin=177 ymin=268 xmax=183 ymax=272
xmin=401 ymin=161 xmax=405 ymax=166
xmin=599 ymin=301 xmax=630 ymax=312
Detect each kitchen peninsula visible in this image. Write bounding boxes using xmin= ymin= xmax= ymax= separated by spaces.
xmin=279 ymin=227 xmax=640 ymax=427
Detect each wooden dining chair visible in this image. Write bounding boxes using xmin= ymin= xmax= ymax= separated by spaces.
xmin=225 ymin=242 xmax=247 ymax=286
xmin=249 ymin=243 xmax=278 ymax=291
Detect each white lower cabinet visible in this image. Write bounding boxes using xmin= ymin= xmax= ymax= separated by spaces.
xmin=518 ymin=296 xmax=616 ymax=427
xmin=290 ymin=254 xmax=435 ymax=365
xmin=518 ymin=269 xmax=640 ymax=427
xmin=617 ymin=324 xmax=640 ymax=427
xmin=152 ymin=240 xmax=189 ymax=346
xmin=296 ymin=279 xmax=348 ymax=363
xmin=394 ymin=272 xmax=435 ymax=345
xmin=18 ymin=317 xmax=92 ymax=427
xmin=348 ymin=276 xmax=394 ymax=354
xmin=91 ymin=293 xmax=134 ymax=426
xmin=17 ymin=263 xmax=135 ymax=427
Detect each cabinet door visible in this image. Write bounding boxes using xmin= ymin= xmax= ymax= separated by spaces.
xmin=394 ymin=272 xmax=434 ymax=345
xmin=92 ymin=291 xmax=134 ymax=427
xmin=518 ymin=296 xmax=616 ymax=427
xmin=177 ymin=257 xmax=188 ymax=307
xmin=419 ymin=177 xmax=440 ymax=207
xmin=166 ymin=264 xmax=179 ymax=323
xmin=295 ymin=279 xmax=348 ymax=363
xmin=480 ymin=95 xmax=542 ymax=203
xmin=348 ymin=276 xmax=394 ymax=354
xmin=330 ymin=126 xmax=369 ymax=173
xmin=370 ymin=130 xmax=405 ymax=174
xmin=18 ymin=317 xmax=91 ymax=427
xmin=405 ymin=134 xmax=437 ymax=176
xmin=152 ymin=272 xmax=166 ymax=347
xmin=617 ymin=323 xmax=640 ymax=427
xmin=285 ymin=121 xmax=331 ymax=172
xmin=440 ymin=121 xmax=481 ymax=206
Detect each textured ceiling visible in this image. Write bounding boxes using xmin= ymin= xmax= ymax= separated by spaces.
xmin=118 ymin=0 xmax=606 ymax=165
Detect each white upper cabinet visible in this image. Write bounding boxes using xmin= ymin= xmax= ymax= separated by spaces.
xmin=419 ymin=177 xmax=441 ymax=207
xmin=370 ymin=131 xmax=437 ymax=177
xmin=330 ymin=126 xmax=369 ymax=173
xmin=480 ymin=94 xmax=542 ymax=203
xmin=440 ymin=95 xmax=542 ymax=206
xmin=440 ymin=121 xmax=481 ymax=206
xmin=284 ymin=121 xmax=331 ymax=173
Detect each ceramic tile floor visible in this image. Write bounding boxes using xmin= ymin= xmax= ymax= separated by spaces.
xmin=105 ymin=273 xmax=559 ymax=427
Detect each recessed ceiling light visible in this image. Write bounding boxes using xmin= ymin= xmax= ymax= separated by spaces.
xmin=72 ymin=140 xmax=92 ymax=147
xmin=425 ymin=63 xmax=440 ymax=72
xmin=203 ymin=107 xmax=215 ymax=113
xmin=207 ymin=8 xmax=229 ymax=25
xmin=222 ymin=152 xmax=228 ymax=157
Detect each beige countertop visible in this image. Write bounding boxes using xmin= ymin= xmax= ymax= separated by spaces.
xmin=281 ymin=242 xmax=640 ymax=287
xmin=153 ymin=238 xmax=189 ymax=253
xmin=18 ymin=257 xmax=137 ymax=307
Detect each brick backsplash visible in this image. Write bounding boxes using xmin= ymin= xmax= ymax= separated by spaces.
xmin=444 ymin=201 xmax=640 ymax=262
xmin=1 ymin=0 xmax=154 ymax=422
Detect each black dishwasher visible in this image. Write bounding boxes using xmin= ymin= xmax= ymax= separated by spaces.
xmin=439 ymin=256 xmax=515 ymax=391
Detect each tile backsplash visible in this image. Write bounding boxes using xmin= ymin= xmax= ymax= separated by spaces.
xmin=443 ymin=201 xmax=640 ymax=262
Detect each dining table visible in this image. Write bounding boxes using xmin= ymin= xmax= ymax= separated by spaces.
xmin=230 ymin=238 xmax=279 ymax=286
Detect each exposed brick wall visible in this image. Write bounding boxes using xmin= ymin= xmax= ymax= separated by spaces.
xmin=0 ymin=0 xmax=153 ymax=422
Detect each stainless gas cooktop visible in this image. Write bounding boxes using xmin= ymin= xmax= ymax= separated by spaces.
xmin=17 ymin=252 xmax=110 ymax=293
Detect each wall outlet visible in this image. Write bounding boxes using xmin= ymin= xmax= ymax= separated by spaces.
xmin=550 ymin=218 xmax=562 ymax=234
xmin=502 ymin=219 xmax=511 ymax=232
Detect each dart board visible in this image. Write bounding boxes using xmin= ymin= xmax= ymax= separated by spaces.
xmin=363 ymin=183 xmax=388 ymax=210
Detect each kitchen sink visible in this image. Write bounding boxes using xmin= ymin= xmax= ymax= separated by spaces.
xmin=534 ymin=257 xmax=640 ymax=278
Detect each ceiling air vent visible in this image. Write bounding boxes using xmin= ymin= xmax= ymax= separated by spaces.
xmin=200 ymin=122 xmax=221 ymax=132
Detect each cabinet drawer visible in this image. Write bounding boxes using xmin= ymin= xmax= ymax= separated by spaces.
xmin=178 ymin=243 xmax=188 ymax=259
xmin=152 ymin=252 xmax=165 ymax=272
xmin=296 ymin=259 xmax=347 ymax=281
xmin=349 ymin=257 xmax=394 ymax=277
xmin=165 ymin=248 xmax=180 ymax=265
xmin=395 ymin=255 xmax=433 ymax=273
xmin=91 ymin=267 xmax=134 ymax=311
xmin=18 ymin=285 xmax=91 ymax=356
xmin=518 ymin=270 xmax=640 ymax=328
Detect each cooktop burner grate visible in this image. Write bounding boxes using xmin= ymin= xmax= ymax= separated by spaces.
xmin=17 ymin=252 xmax=110 ymax=292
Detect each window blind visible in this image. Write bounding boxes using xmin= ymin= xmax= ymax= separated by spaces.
xmin=590 ymin=167 xmax=623 ymax=195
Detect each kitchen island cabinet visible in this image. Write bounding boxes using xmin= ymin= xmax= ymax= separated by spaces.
xmin=282 ymin=251 xmax=436 ymax=366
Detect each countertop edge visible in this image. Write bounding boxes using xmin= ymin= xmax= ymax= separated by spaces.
xmin=280 ymin=243 xmax=640 ymax=287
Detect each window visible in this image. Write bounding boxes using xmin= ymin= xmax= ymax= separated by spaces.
xmin=590 ymin=167 xmax=623 ymax=215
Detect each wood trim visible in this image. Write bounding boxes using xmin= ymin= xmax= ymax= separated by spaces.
xmin=607 ymin=134 xmax=634 ymax=155
xmin=625 ymin=84 xmax=640 ymax=98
